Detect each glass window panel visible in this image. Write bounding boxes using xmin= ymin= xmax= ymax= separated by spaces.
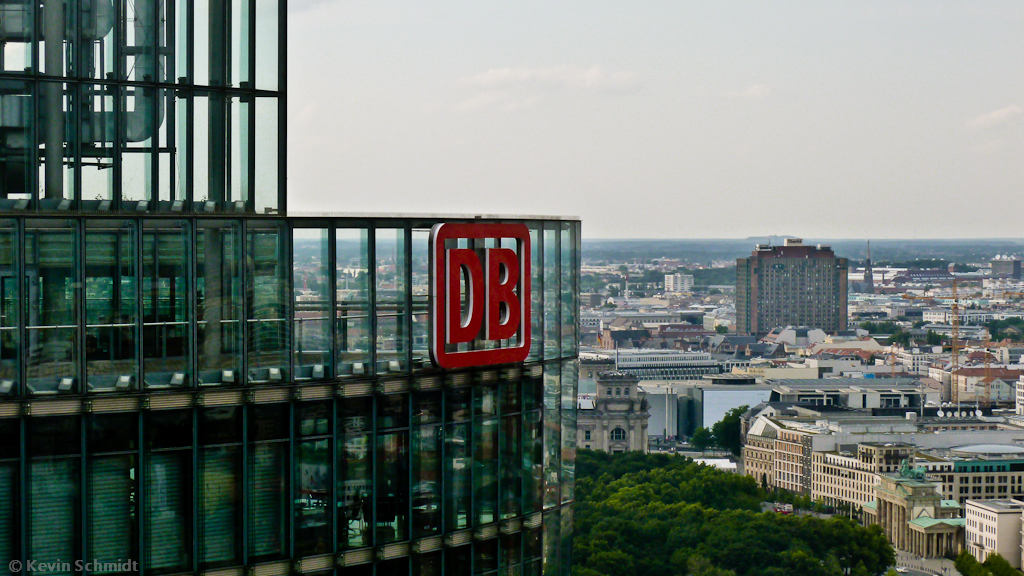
xmin=376 ymin=431 xmax=408 ymax=544
xmin=475 ymin=538 xmax=498 ymax=573
xmin=145 ymin=409 xmax=192 ymax=449
xmin=542 ymin=510 xmax=560 ymax=576
xmin=0 ymin=459 xmax=18 ymax=567
xmin=523 ymin=410 xmax=543 ymax=515
xmin=250 ymin=403 xmax=289 ymax=440
xmin=249 ymin=440 xmax=288 ymax=559
xmin=413 ymin=551 xmax=442 ymax=576
xmin=412 ymin=424 xmax=441 ymax=538
xmin=377 ymin=393 xmax=408 ymax=431
xmin=542 ymin=364 xmax=561 ymax=509
xmin=445 ymin=422 xmax=470 ymax=531
xmin=197 ymin=220 xmax=243 ymax=384
xmin=29 ymin=458 xmax=79 ymax=571
xmin=203 ymin=92 xmax=229 ymax=205
xmin=229 ymin=97 xmax=250 ymax=203
xmin=448 ymin=545 xmax=472 ymax=576
xmin=376 ymin=227 xmax=407 ymax=374
xmin=36 ymin=82 xmax=74 ymax=206
xmin=501 ymin=379 xmax=521 ymax=415
xmin=528 ymin=226 xmax=542 ymax=361
xmin=0 ymin=0 xmax=32 ymax=72
xmin=560 ymin=506 xmax=573 ymax=574
xmin=25 ymin=219 xmax=79 ymax=394
xmin=175 ymin=92 xmax=190 ymax=203
xmin=175 ymin=0 xmax=190 ymax=81
xmin=194 ymin=0 xmax=210 ymax=84
xmin=411 ymin=228 xmax=430 ymax=369
xmin=447 ymin=386 xmax=470 ymax=423
xmin=254 ymin=98 xmax=279 ymax=213
xmin=560 ymin=362 xmax=577 ymax=505
xmin=145 ymin=450 xmax=192 ymax=573
xmin=0 ymin=220 xmax=18 ymax=392
xmin=500 ymin=414 xmax=521 ymax=520
xmin=80 ymin=84 xmax=116 ymax=203
xmin=298 ymin=401 xmax=331 ymax=437
xmin=293 ymin=228 xmax=331 ymax=378
xmin=231 ymin=0 xmax=252 ymax=87
xmin=254 ymin=0 xmax=279 ymax=90
xmin=199 ymin=445 xmax=241 ymax=567
xmin=142 ymin=219 xmax=191 ymax=388
xmin=543 ymin=226 xmax=560 ymax=359
xmin=88 ymin=455 xmax=137 ymax=571
xmin=192 ymin=94 xmax=211 ymax=203
xmin=85 ymin=220 xmax=138 ymax=392
xmin=89 ymin=413 xmax=138 ymax=454
xmin=295 ymin=438 xmax=331 ymax=555
xmin=120 ymin=84 xmax=157 ymax=203
xmin=560 ymin=224 xmax=575 ymax=356
xmin=200 ymin=406 xmax=242 ymax=445
xmin=474 ymin=418 xmax=498 ymax=525
xmin=0 ymin=79 xmax=32 ymax=201
xmin=501 ymin=532 xmax=522 ymax=574
xmin=246 ymin=221 xmax=289 ymax=382
xmin=339 ymin=396 xmax=372 ymax=549
xmin=475 ymin=383 xmax=497 ymax=418
xmin=336 ymin=227 xmax=370 ymax=376
xmin=413 ymin=391 xmax=441 ymax=426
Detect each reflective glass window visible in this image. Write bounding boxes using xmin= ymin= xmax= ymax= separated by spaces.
xmin=543 ymin=364 xmax=561 ymax=508
xmin=197 ymin=220 xmax=243 ymax=385
xmin=528 ymin=226 xmax=542 ymax=361
xmin=27 ymin=417 xmax=80 ymax=569
xmin=474 ymin=417 xmax=498 ymax=525
xmin=560 ymin=362 xmax=577 ymax=505
xmin=142 ymin=220 xmax=191 ymax=388
xmin=249 ymin=404 xmax=289 ymax=560
xmin=475 ymin=538 xmax=498 ymax=573
xmin=295 ymin=402 xmax=331 ymax=555
xmin=336 ymin=227 xmax=370 ymax=377
xmin=411 ymin=228 xmax=430 ymax=369
xmin=339 ymin=396 xmax=372 ymax=549
xmin=375 ymin=227 xmax=407 ymax=374
xmin=199 ymin=407 xmax=242 ymax=568
xmin=293 ymin=228 xmax=331 ymax=380
xmin=0 ymin=419 xmax=19 ymax=566
xmin=87 ymin=414 xmax=138 ymax=570
xmin=543 ymin=225 xmax=560 ymax=359
xmin=445 ymin=421 xmax=470 ymax=531
xmin=144 ymin=408 xmax=194 ymax=571
xmin=560 ymin=224 xmax=576 ymax=356
xmin=376 ymin=431 xmax=409 ymax=544
xmin=254 ymin=98 xmax=280 ymax=213
xmin=25 ymin=219 xmax=79 ymax=394
xmin=0 ymin=221 xmax=18 ymax=393
xmin=412 ymin=422 xmax=441 ymax=538
xmin=543 ymin=510 xmax=561 ymax=576
xmin=85 ymin=220 xmax=138 ymax=392
xmin=246 ymin=221 xmax=289 ymax=383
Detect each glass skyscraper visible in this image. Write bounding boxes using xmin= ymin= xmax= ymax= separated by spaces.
xmin=0 ymin=1 xmax=580 ymax=575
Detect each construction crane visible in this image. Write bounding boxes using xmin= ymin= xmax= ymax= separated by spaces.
xmin=900 ymin=279 xmax=978 ymax=407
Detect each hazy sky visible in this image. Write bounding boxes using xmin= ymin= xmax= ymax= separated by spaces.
xmin=287 ymin=1 xmax=1023 ymax=239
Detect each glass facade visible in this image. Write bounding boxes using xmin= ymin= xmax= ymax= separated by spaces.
xmin=0 ymin=1 xmax=581 ymax=574
xmin=0 ymin=0 xmax=284 ymax=214
xmin=0 ymin=215 xmax=580 ymax=576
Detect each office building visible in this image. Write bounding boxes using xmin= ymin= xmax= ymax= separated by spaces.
xmin=965 ymin=499 xmax=1024 ymax=567
xmin=663 ymin=273 xmax=694 ymax=293
xmin=991 ymin=256 xmax=1022 ymax=280
xmin=735 ymin=239 xmax=848 ymax=336
xmin=0 ymin=1 xmax=580 ymax=574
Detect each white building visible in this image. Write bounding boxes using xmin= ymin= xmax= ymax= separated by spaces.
xmin=964 ymin=499 xmax=1024 ymax=567
xmin=664 ymin=273 xmax=695 ymax=293
xmin=898 ymin=347 xmax=944 ymax=375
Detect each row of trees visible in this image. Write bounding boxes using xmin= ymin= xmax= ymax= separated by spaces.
xmin=953 ymin=549 xmax=1017 ymax=576
xmin=688 ymin=405 xmax=746 ymax=456
xmin=573 ymin=450 xmax=895 ymax=576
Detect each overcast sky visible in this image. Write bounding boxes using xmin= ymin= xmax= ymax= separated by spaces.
xmin=287 ymin=1 xmax=1023 ymax=239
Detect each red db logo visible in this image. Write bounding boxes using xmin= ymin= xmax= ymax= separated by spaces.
xmin=430 ymin=223 xmax=531 ymax=369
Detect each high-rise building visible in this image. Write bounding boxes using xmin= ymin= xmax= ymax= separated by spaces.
xmin=735 ymin=239 xmax=848 ymax=336
xmin=0 ymin=1 xmax=579 ymax=575
xmin=991 ymin=256 xmax=1022 ymax=280
xmin=663 ymin=273 xmax=694 ymax=293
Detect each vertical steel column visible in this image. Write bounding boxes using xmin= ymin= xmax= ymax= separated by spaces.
xmin=42 ymin=0 xmax=64 ymax=200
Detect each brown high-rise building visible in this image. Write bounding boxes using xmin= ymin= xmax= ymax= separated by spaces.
xmin=736 ymin=239 xmax=849 ymax=335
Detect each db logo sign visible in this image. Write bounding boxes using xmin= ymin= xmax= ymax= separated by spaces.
xmin=429 ymin=223 xmax=531 ymax=369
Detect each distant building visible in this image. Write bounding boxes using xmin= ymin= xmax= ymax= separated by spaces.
xmin=664 ymin=273 xmax=695 ymax=293
xmin=735 ymin=239 xmax=848 ymax=336
xmin=991 ymin=256 xmax=1022 ymax=280
xmin=577 ymin=373 xmax=650 ymax=453
xmin=965 ymin=499 xmax=1024 ymax=567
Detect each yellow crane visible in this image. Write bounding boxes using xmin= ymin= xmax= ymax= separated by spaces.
xmin=900 ymin=279 xmax=982 ymax=407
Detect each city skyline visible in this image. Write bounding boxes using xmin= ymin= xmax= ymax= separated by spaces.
xmin=287 ymin=1 xmax=1023 ymax=240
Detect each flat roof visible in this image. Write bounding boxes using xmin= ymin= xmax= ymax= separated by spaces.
xmin=966 ymin=499 xmax=1024 ymax=512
